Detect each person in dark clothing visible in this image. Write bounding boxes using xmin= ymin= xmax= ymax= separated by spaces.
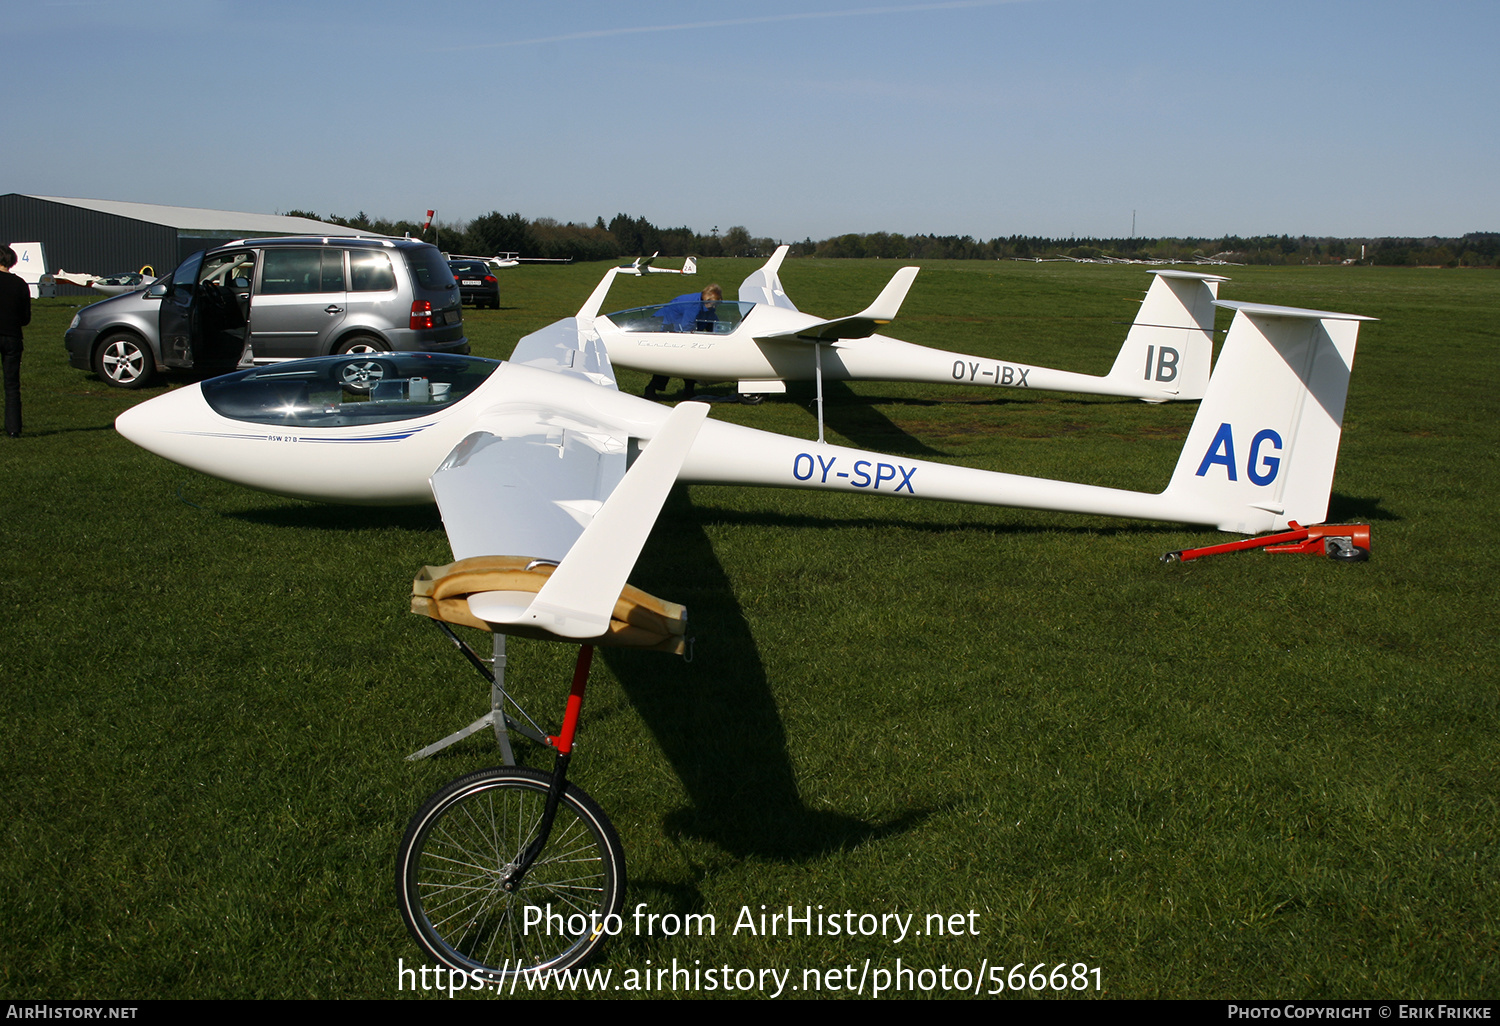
xmin=644 ymin=283 xmax=720 ymax=400
xmin=0 ymin=245 xmax=31 ymax=438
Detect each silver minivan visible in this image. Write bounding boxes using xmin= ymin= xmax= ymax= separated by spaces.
xmin=64 ymin=236 xmax=469 ymax=388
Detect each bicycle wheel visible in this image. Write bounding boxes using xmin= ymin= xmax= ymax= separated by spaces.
xmin=397 ymin=767 xmax=625 ymax=980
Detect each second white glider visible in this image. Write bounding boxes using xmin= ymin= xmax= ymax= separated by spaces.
xmin=581 ymin=246 xmax=1226 ymax=403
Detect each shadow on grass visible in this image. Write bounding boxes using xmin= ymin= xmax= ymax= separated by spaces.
xmin=784 ymin=380 xmax=948 ymax=457
xmin=773 ymin=380 xmax=1149 ymax=455
xmin=8 ymin=422 xmax=120 ymax=436
xmin=222 ymin=502 xmax=443 ymax=533
xmin=1328 ymin=492 xmax=1400 ymax=523
xmin=606 ymin=488 xmax=931 ymax=862
xmin=686 ymin=502 xmax=1190 ymax=540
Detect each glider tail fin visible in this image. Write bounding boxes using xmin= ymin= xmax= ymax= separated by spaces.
xmin=1105 ymin=270 xmax=1226 ymax=401
xmin=1163 ymin=301 xmax=1374 ymax=533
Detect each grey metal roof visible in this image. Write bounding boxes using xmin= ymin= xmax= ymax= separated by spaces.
xmin=22 ymin=195 xmax=384 ymax=237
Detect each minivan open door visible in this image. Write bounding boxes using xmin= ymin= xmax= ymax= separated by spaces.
xmin=158 ymin=248 xmax=253 ymax=374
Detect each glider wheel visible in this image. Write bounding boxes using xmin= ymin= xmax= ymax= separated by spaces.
xmin=1328 ymin=543 xmax=1370 ymax=562
xmin=397 ymin=767 xmax=625 ymax=981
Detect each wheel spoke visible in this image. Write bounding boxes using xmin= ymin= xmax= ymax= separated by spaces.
xmin=398 ymin=769 xmax=622 ymax=980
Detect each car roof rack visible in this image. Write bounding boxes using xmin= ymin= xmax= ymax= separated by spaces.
xmin=221 ymin=235 xmax=401 ymax=248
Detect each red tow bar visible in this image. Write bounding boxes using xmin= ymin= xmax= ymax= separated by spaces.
xmin=1162 ymin=522 xmax=1371 ymax=563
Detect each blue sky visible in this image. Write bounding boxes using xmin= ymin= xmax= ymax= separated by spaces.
xmin=8 ymin=0 xmax=1495 ymax=241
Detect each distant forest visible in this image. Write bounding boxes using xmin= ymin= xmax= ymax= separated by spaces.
xmin=284 ymin=208 xmax=1499 ymax=268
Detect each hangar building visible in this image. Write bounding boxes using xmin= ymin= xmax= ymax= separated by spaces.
xmin=0 ymin=194 xmax=381 ymax=295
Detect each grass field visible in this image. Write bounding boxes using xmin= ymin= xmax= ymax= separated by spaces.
xmin=1 ymin=259 xmax=1495 ymax=999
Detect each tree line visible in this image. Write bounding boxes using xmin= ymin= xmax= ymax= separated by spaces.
xmin=283 ymin=208 xmax=1498 ymax=268
xmin=284 ymin=209 xmax=780 ymax=263
xmin=796 ymin=231 xmax=1499 ymax=267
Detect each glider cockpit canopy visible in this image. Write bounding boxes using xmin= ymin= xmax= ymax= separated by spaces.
xmin=601 ymin=300 xmax=755 ymax=335
xmin=201 ymin=354 xmax=500 ymax=428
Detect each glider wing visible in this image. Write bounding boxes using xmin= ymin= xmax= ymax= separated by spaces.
xmin=754 ymin=266 xmax=919 ymax=343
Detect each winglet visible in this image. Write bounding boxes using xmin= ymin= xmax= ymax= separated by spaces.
xmin=857 ymin=265 xmax=920 ymax=324
xmin=755 ymin=265 xmax=920 ymax=343
xmin=576 ymin=265 xmax=631 ymax=324
xmin=510 ymin=401 xmax=710 ymax=638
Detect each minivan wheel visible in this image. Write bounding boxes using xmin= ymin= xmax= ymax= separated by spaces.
xmin=335 ymin=335 xmax=390 ymax=393
xmin=94 ymin=333 xmax=156 ymax=389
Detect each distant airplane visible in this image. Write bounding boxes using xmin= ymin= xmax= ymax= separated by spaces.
xmin=52 ymin=265 xmax=159 ymax=296
xmin=576 ymin=248 xmax=1225 ymax=434
xmin=91 ymin=267 xmax=160 ymax=296
xmin=617 ymin=252 xmax=696 ymax=276
xmin=443 ymin=253 xmax=579 ymax=268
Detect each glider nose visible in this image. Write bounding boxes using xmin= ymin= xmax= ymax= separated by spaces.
xmin=115 ymin=383 xmax=209 ymax=459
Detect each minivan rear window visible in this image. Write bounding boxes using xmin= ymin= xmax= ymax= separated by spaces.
xmin=407 ymin=247 xmax=457 ymax=290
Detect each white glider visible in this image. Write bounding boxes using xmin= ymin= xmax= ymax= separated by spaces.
xmin=585 ymin=246 xmax=1224 ymax=407
xmin=620 ymin=251 xmax=697 ymax=276
xmin=116 ymin=294 xmax=1370 ymax=640
xmin=52 ymin=265 xmax=160 ymax=296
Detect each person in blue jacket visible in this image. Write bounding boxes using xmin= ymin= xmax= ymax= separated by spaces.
xmin=645 ymin=283 xmax=720 ymax=400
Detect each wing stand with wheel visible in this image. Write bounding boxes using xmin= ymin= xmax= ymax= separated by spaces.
xmin=396 ymin=398 xmax=708 ymax=981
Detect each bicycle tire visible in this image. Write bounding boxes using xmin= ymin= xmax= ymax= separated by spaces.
xmin=397 ymin=767 xmax=625 ymax=980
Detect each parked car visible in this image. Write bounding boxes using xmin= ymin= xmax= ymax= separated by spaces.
xmin=65 ymin=236 xmax=469 ymax=389
xmin=447 ymin=258 xmax=500 ymax=310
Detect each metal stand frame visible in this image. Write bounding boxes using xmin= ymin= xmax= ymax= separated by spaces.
xmin=405 ymin=630 xmax=600 ymax=889
xmin=406 ymin=624 xmax=551 ymax=763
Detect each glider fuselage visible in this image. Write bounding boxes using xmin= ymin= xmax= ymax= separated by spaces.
xmin=113 ymin=354 xmax=1202 ymax=523
xmin=597 ymin=304 xmax=1177 ymax=399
